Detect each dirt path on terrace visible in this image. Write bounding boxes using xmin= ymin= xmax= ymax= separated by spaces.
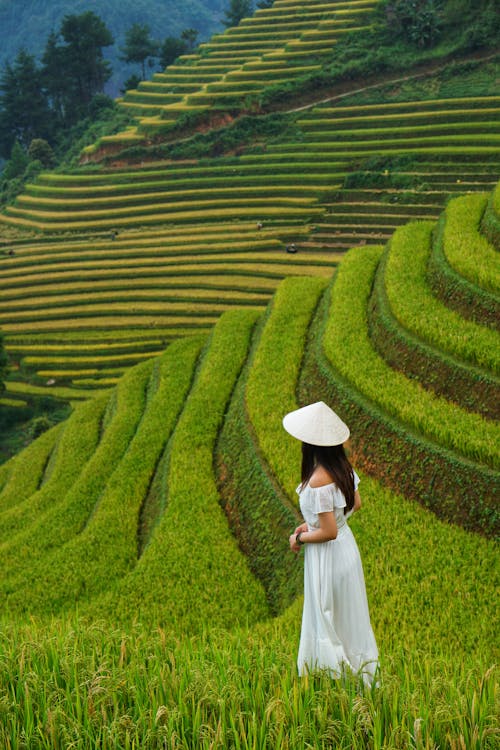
xmin=281 ymin=49 xmax=499 ymax=114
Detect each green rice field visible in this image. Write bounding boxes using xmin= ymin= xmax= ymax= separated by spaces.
xmin=0 ymin=1 xmax=498 ymax=745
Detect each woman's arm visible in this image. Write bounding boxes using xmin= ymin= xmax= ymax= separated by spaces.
xmin=298 ymin=510 xmax=337 ymax=544
xmin=289 ymin=511 xmax=337 ymax=552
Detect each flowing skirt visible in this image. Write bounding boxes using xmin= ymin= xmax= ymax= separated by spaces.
xmin=297 ymin=524 xmax=378 ymax=685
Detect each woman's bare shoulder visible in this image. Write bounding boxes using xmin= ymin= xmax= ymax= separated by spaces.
xmin=309 ymin=465 xmax=335 ymax=488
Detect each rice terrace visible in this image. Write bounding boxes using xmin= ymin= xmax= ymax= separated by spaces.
xmin=0 ymin=0 xmax=498 ymax=747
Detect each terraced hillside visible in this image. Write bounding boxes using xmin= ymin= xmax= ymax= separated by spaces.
xmin=0 ymin=0 xmax=498 ymax=407
xmin=1 ymin=187 xmax=498 ymax=620
xmin=0 ymin=184 xmax=498 ymax=746
xmin=100 ymin=0 xmax=380 ymax=146
xmin=1 ymin=78 xmax=499 ymax=404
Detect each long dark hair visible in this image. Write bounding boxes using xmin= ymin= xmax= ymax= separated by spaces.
xmin=301 ymin=442 xmax=355 ymax=514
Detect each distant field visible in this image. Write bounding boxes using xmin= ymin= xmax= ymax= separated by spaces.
xmin=1 ymin=84 xmax=498 ymax=402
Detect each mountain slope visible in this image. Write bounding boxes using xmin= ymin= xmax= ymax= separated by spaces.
xmin=1 ymin=186 xmax=498 ymax=628
xmin=0 ymin=183 xmax=497 ymax=745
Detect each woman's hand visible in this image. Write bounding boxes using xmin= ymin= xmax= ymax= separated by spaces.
xmin=289 ymin=533 xmax=302 ymax=553
xmin=294 ymin=522 xmax=308 ymax=536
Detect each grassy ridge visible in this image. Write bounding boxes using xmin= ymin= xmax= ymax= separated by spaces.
xmin=0 ymin=462 xmax=11 ymax=493
xmin=0 ymin=285 xmax=330 ymax=626
xmin=428 ymin=197 xmax=499 ymax=329
xmin=245 ymin=276 xmax=328 ymax=498
xmin=325 ymin=245 xmax=499 ymax=468
xmin=384 ymin=221 xmax=499 ymax=374
xmin=299 ymin=247 xmax=499 ymax=536
xmin=0 ymin=422 xmax=63 ymax=513
xmin=0 ymin=361 xmax=154 ymax=608
xmin=0 ymin=395 xmax=109 ymax=544
xmin=439 ymin=192 xmax=500 ymax=294
xmin=369 ymin=249 xmax=499 ymax=419
xmin=1 ymin=341 xmax=203 ymax=615
xmin=217 ymin=276 xmax=326 ymax=614
xmin=481 ymin=180 xmax=500 ymax=247
xmin=85 ymin=309 xmax=269 ymax=631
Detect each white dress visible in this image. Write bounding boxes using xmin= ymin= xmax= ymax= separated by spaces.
xmin=296 ymin=472 xmax=379 ymax=685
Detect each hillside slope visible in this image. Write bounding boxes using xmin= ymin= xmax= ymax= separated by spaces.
xmin=0 ymin=0 xmax=498 ymax=408
xmin=0 ymin=5 xmax=498 ymax=745
xmin=1 ymin=58 xmax=498 ymax=405
xmin=1 ymin=186 xmax=498 ymax=626
xmin=0 ymin=181 xmax=498 ymax=748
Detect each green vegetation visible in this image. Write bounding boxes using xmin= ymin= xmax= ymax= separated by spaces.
xmin=298 ymin=247 xmax=498 ymax=536
xmin=370 ymin=247 xmax=499 ymax=419
xmin=0 ymin=422 xmax=63 ymax=513
xmin=217 ymin=276 xmax=326 ymax=614
xmin=224 ymin=0 xmax=254 ymax=28
xmin=245 ymin=276 xmax=327 ymax=498
xmin=0 ymin=14 xmax=115 ymax=160
xmin=428 ymin=193 xmax=500 ymax=330
xmin=2 ymin=58 xmax=498 ymax=402
xmin=384 ymin=221 xmax=499 ymax=372
xmin=0 ymin=470 xmax=498 ymax=747
xmin=0 ymin=219 xmax=336 ymax=398
xmin=0 ymin=328 xmax=7 ymax=394
xmin=0 ymin=4 xmax=498 ymax=744
xmin=0 ymin=364 xmax=155 ymax=604
xmin=481 ymin=179 xmax=500 ymax=247
xmin=0 ymin=396 xmax=108 ymax=541
xmin=0 ymin=185 xmax=499 ymax=739
xmin=97 ymin=309 xmax=269 ymax=630
xmin=439 ymin=192 xmax=500 ymax=293
xmin=0 ymin=0 xmax=227 ymax=98
xmin=324 ymin=244 xmax=499 ymax=470
xmin=379 ymin=0 xmax=499 ymax=50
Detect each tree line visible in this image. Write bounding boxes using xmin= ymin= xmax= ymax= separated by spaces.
xmin=0 ymin=1 xmax=272 ymax=165
xmin=0 ymin=11 xmax=192 ymax=162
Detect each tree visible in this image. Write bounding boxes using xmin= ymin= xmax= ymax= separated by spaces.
xmin=0 ymin=50 xmax=52 ymax=158
xmin=383 ymin=0 xmax=443 ymax=48
xmin=59 ymin=12 xmax=114 ymax=113
xmin=41 ymin=31 xmax=72 ymax=126
xmin=181 ymin=28 xmax=199 ymax=50
xmin=223 ymin=0 xmax=253 ymax=28
xmin=121 ymin=74 xmax=142 ymax=94
xmin=2 ymin=140 xmax=29 ymax=180
xmin=121 ymin=23 xmax=158 ymax=80
xmin=28 ymin=138 xmax=55 ymax=168
xmin=159 ymin=36 xmax=189 ymax=69
xmin=257 ymin=0 xmax=274 ymax=7
xmin=40 ymin=12 xmax=114 ymax=126
xmin=158 ymin=28 xmax=200 ymax=70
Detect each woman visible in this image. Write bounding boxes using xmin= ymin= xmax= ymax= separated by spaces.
xmin=283 ymin=401 xmax=378 ymax=685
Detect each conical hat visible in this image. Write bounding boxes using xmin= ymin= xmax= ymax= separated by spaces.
xmin=282 ymin=401 xmax=349 ymax=446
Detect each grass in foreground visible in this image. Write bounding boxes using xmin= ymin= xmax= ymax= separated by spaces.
xmin=0 ymin=474 xmax=497 ymax=749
